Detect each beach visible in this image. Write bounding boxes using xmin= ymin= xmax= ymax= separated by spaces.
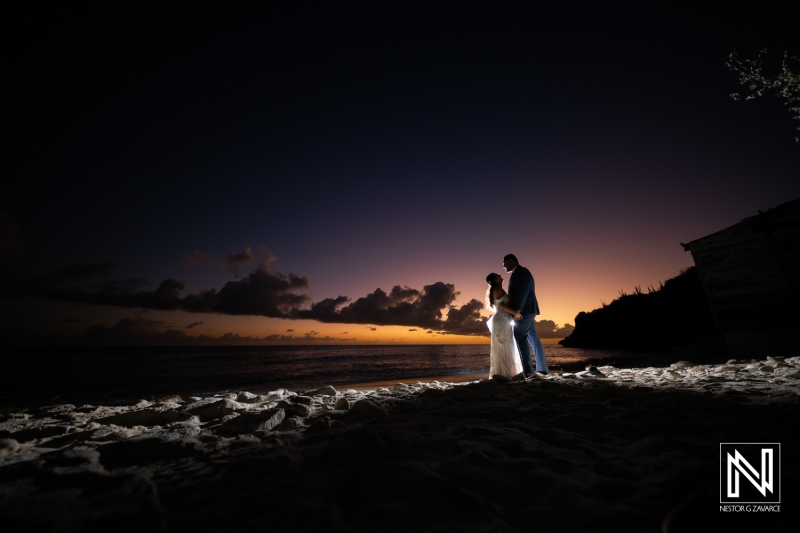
xmin=1 ymin=356 xmax=798 ymax=532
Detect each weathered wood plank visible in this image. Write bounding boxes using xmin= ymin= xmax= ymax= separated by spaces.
xmin=682 ymin=198 xmax=800 ymax=356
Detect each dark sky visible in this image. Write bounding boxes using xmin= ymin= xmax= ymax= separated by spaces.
xmin=2 ymin=1 xmax=799 ymax=345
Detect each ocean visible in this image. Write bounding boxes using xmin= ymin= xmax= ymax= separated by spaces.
xmin=1 ymin=344 xmax=644 ymax=407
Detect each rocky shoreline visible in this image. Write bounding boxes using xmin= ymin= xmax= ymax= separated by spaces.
xmin=2 ymin=356 xmax=799 ymax=531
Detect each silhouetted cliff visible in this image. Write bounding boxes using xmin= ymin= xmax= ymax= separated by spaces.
xmin=559 ymin=267 xmax=716 ymax=351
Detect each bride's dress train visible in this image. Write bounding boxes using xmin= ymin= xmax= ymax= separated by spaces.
xmin=487 ymin=295 xmax=523 ymax=379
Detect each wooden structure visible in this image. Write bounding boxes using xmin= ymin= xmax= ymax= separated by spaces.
xmin=682 ymin=198 xmax=800 ymax=357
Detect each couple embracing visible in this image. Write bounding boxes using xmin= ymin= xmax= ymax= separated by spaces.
xmin=485 ymin=254 xmax=548 ymax=379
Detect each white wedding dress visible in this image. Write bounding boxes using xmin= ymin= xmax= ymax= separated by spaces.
xmin=486 ymin=295 xmax=523 ymax=379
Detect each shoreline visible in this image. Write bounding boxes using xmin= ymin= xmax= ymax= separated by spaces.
xmin=0 ymin=348 xmax=734 ymax=410
xmin=274 ymin=351 xmax=734 ymax=395
xmin=0 ymin=343 xmax=719 ymax=408
xmin=328 ymin=372 xmax=490 ymax=391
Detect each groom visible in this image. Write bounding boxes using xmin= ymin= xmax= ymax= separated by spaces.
xmin=503 ymin=253 xmax=548 ymax=375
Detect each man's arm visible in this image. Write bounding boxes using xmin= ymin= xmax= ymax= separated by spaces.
xmin=496 ymin=300 xmax=518 ymax=316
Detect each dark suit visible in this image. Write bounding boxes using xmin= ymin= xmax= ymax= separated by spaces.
xmin=507 ymin=265 xmax=548 ymax=373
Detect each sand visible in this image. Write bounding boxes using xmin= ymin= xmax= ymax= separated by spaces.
xmin=1 ymin=356 xmax=798 ymax=532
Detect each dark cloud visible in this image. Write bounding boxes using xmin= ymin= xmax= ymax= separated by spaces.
xmin=294 ymin=282 xmax=486 ymax=335
xmin=81 ymin=320 xmax=355 ymax=345
xmin=17 ymin=261 xmax=311 ymax=318
xmin=15 ymin=263 xmax=155 ymax=307
xmin=206 ymin=261 xmax=310 ymax=316
xmin=441 ymin=299 xmax=486 ymax=336
xmin=12 ymin=260 xmax=488 ymax=336
xmin=535 ymin=319 xmax=575 ymax=338
xmin=185 ymin=250 xmax=214 ymax=266
xmin=226 ymin=247 xmax=256 ymax=276
xmin=263 ymin=333 xmax=296 ymax=342
xmin=24 ymin=268 xmax=183 ymax=311
xmin=216 ymin=331 xmax=355 ymax=344
xmin=302 ymin=295 xmax=350 ymax=321
xmin=186 ymin=321 xmax=204 ymax=329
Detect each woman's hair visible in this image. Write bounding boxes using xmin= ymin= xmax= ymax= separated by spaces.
xmin=485 ymin=272 xmax=501 ymax=310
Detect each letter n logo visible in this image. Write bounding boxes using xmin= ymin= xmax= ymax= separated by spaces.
xmin=720 ymin=443 xmax=781 ymax=504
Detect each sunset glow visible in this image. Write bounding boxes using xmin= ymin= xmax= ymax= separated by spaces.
xmin=2 ymin=4 xmax=798 ymax=347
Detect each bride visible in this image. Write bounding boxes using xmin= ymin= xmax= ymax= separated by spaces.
xmin=485 ymin=272 xmax=523 ymax=379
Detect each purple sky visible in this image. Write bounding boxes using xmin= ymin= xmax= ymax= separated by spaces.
xmin=2 ymin=2 xmax=799 ymax=345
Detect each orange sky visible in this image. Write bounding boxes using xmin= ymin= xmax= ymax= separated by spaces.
xmin=3 ymin=4 xmax=799 ymax=347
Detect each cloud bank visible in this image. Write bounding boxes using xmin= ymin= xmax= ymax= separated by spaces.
xmin=535 ymin=320 xmax=575 ymax=339
xmin=78 ymin=315 xmax=358 ymax=345
xmin=293 ymin=282 xmax=486 ymax=335
xmin=10 ymin=254 xmax=571 ymax=338
xmin=20 ymin=259 xmax=311 ymax=318
xmin=14 ymin=259 xmax=486 ymax=336
xmin=226 ymin=247 xmax=256 ymax=276
xmin=185 ymin=250 xmax=214 ymax=266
